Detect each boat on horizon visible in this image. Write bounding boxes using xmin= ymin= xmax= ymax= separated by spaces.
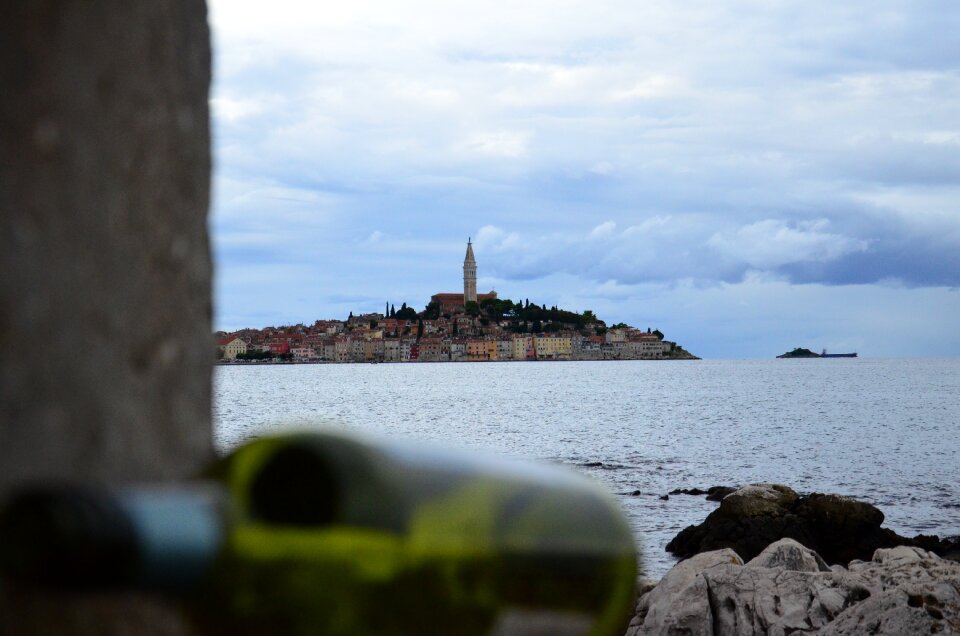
xmin=821 ymin=349 xmax=857 ymax=358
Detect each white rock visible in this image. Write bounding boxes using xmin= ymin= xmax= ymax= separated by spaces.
xmin=627 ymin=549 xmax=742 ymax=636
xmin=703 ymin=566 xmax=873 ymax=635
xmin=746 ymin=538 xmax=831 ymax=573
xmin=871 ymin=545 xmax=934 ymax=567
xmin=629 ymin=540 xmax=960 ymax=636
xmin=818 ymin=582 xmax=960 ymax=635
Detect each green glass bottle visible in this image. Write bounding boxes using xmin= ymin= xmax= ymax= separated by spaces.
xmin=0 ymin=431 xmax=639 ymax=636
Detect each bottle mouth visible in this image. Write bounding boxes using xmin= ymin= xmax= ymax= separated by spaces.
xmin=0 ymin=487 xmax=139 ymax=589
xmin=248 ymin=444 xmax=339 ymax=527
xmin=0 ymin=484 xmax=225 ymax=592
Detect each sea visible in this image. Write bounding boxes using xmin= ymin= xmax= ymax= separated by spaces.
xmin=213 ymin=358 xmax=960 ymax=578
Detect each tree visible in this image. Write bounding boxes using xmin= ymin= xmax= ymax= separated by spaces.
xmin=422 ymin=301 xmax=441 ymax=320
xmin=652 ymin=329 xmax=664 ymax=341
xmin=464 ymin=300 xmax=480 ymax=316
xmin=396 ymin=305 xmax=418 ymax=321
xmin=416 ymin=319 xmax=424 ymax=339
xmin=390 ymin=304 xmax=396 ymax=318
xmin=369 ymin=319 xmax=377 ymax=329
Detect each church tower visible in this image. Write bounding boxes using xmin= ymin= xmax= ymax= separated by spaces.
xmin=463 ymin=238 xmax=477 ymax=305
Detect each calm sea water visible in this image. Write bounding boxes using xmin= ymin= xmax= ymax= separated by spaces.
xmin=213 ymin=358 xmax=960 ymax=578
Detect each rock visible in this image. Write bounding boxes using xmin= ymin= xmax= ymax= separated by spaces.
xmin=706 ymin=486 xmax=737 ymax=501
xmin=873 ymin=545 xmax=931 ymax=568
xmin=819 ymin=584 xmax=960 ymax=635
xmin=631 ymin=540 xmax=960 ymax=635
xmin=666 ymin=484 xmax=804 ymax=563
xmin=793 ymin=493 xmax=888 ymax=564
xmin=669 ymin=487 xmax=708 ymax=496
xmin=659 ymin=494 xmax=669 ymax=501
xmin=636 ymin=579 xmax=658 ymax=597
xmin=745 ymin=537 xmax=831 ymax=573
xmin=666 ymin=484 xmax=955 ymax=566
xmin=817 ymin=547 xmax=960 ymax=635
xmin=705 ymin=565 xmax=872 ymax=635
xmin=720 ymin=483 xmax=798 ymax=517
xmin=627 ymin=549 xmax=742 ymax=636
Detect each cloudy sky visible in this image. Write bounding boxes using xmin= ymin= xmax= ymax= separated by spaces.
xmin=208 ymin=0 xmax=960 ymax=358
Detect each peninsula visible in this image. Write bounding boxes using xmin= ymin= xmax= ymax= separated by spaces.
xmin=216 ymin=240 xmax=698 ymax=364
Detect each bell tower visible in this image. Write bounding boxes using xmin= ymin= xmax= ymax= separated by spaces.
xmin=463 ymin=238 xmax=477 ymax=305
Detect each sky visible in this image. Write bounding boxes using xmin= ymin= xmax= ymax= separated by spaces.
xmin=207 ymin=0 xmax=960 ymax=358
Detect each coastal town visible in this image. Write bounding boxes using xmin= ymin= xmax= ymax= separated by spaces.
xmin=215 ymin=240 xmax=697 ymax=364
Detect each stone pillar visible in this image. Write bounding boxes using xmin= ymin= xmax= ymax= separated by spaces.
xmin=0 ymin=1 xmax=212 ymax=633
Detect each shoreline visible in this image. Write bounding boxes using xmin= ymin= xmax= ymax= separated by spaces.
xmin=215 ymin=353 xmax=701 ymax=366
xmin=630 ymin=484 xmax=960 ymax=634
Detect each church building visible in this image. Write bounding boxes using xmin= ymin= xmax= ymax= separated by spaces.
xmin=430 ymin=239 xmax=497 ymax=314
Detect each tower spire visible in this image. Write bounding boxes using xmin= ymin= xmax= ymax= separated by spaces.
xmin=463 ymin=238 xmax=477 ymax=305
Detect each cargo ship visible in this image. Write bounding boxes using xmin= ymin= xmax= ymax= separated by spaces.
xmin=821 ymin=349 xmax=857 ymax=358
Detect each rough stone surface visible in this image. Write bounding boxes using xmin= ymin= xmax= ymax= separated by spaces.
xmin=706 ymin=486 xmax=737 ymax=501
xmin=627 ymin=549 xmax=743 ymax=636
xmin=630 ymin=540 xmax=960 ymax=635
xmin=666 ymin=484 xmax=959 ymax=566
xmin=746 ymin=537 xmax=831 ymax=573
xmin=1 ymin=2 xmax=211 ymax=633
xmin=0 ymin=1 xmax=213 ymax=490
xmin=720 ymin=484 xmax=798 ymax=517
xmin=818 ymin=584 xmax=960 ymax=635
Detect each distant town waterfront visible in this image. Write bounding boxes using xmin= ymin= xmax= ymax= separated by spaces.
xmin=215 ymin=239 xmax=697 ymax=363
xmin=216 ymin=316 xmax=696 ymax=364
xmin=214 ymin=357 xmax=960 ymax=578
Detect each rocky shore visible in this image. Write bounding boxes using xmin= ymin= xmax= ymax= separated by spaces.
xmin=627 ymin=484 xmax=960 ymax=635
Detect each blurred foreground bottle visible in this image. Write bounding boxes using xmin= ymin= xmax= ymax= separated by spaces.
xmin=0 ymin=431 xmax=638 ymax=635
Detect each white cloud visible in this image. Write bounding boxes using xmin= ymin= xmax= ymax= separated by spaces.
xmin=707 ymin=219 xmax=870 ymax=269
xmin=589 ymin=221 xmax=616 ymax=237
xmin=462 ymin=131 xmax=532 ymax=158
xmin=474 ymin=225 xmax=522 ymax=251
xmin=609 ymin=75 xmax=688 ymax=101
xmin=210 ymin=96 xmax=267 ymax=123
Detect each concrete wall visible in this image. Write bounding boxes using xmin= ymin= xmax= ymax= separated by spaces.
xmin=1 ymin=1 xmax=213 ymax=632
